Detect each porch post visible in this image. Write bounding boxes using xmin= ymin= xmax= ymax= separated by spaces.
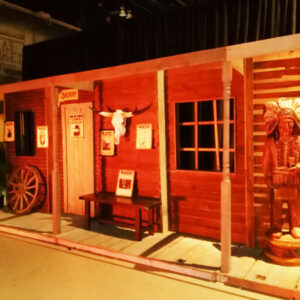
xmin=157 ymin=70 xmax=169 ymax=232
xmin=221 ymin=61 xmax=232 ymax=273
xmin=50 ymin=86 xmax=61 ymax=234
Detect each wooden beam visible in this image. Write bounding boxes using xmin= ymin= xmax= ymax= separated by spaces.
xmin=0 ymin=49 xmax=226 ymax=94
xmin=213 ymin=100 xmax=220 ymax=171
xmin=221 ymin=61 xmax=232 ymax=273
xmin=244 ymin=58 xmax=255 ymax=247
xmin=157 ymin=70 xmax=169 ymax=233
xmin=291 ymin=0 xmax=297 ymax=34
xmin=51 ymin=86 xmax=61 ymax=234
xmin=44 ymin=88 xmax=53 ymax=213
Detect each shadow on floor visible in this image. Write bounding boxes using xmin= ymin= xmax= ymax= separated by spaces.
xmin=213 ymin=242 xmax=264 ymax=260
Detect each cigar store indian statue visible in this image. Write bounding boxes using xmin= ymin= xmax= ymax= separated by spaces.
xmin=263 ymin=98 xmax=300 ymax=241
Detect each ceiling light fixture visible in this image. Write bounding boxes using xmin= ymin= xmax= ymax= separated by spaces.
xmin=119 ymin=6 xmax=126 ymax=17
xmin=126 ymin=9 xmax=132 ymax=19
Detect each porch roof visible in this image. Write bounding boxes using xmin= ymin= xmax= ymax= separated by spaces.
xmin=1 ymin=33 xmax=300 ymax=95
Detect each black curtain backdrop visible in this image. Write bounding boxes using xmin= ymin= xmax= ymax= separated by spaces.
xmin=22 ymin=0 xmax=300 ymax=80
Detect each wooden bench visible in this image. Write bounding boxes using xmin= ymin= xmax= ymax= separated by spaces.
xmin=79 ymin=192 xmax=161 ymax=241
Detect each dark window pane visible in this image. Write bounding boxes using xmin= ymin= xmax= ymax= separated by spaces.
xmin=177 ymin=102 xmax=194 ymax=122
xmin=198 ymin=125 xmax=215 ymax=148
xmin=217 ymin=98 xmax=234 ymax=120
xmin=15 ymin=111 xmax=35 ymax=156
xmin=179 ymin=126 xmax=195 ymax=148
xmin=198 ymin=152 xmax=217 ymax=171
xmin=230 ymin=98 xmax=234 ymax=120
xmin=219 ymin=152 xmax=235 ymax=172
xmin=178 ymin=151 xmax=195 ymax=170
xmin=217 ymin=99 xmax=223 ymax=120
xmin=198 ymin=101 xmax=213 ymax=121
xmin=217 ymin=124 xmax=234 ymax=149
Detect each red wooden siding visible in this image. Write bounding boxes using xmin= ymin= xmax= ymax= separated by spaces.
xmin=252 ymin=56 xmax=300 ymax=247
xmin=95 ymin=73 xmax=160 ymax=221
xmin=4 ymin=89 xmax=50 ymax=212
xmin=166 ymin=64 xmax=247 ymax=244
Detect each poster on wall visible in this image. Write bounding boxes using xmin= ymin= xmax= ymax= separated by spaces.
xmin=69 ymin=114 xmax=84 ymax=139
xmin=136 ymin=123 xmax=152 ymax=149
xmin=4 ymin=121 xmax=14 ymax=142
xmin=100 ymin=130 xmax=115 ymax=156
xmin=116 ymin=170 xmax=135 ymax=198
xmin=37 ymin=126 xmax=48 ymax=148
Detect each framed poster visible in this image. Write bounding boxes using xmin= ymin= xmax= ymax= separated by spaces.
xmin=100 ymin=130 xmax=115 ymax=156
xmin=69 ymin=114 xmax=84 ymax=139
xmin=136 ymin=123 xmax=152 ymax=149
xmin=37 ymin=126 xmax=48 ymax=148
xmin=4 ymin=121 xmax=14 ymax=142
xmin=116 ymin=170 xmax=135 ymax=197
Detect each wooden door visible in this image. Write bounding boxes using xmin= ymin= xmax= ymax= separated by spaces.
xmin=62 ymin=102 xmax=94 ymax=215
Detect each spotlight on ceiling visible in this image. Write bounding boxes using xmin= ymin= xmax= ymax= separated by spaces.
xmin=126 ymin=9 xmax=132 ymax=19
xmin=119 ymin=6 xmax=126 ymax=17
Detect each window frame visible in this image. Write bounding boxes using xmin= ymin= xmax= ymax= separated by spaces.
xmin=175 ymin=98 xmax=236 ymax=173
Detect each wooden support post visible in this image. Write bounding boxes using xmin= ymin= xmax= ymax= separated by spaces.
xmin=291 ymin=0 xmax=297 ymax=34
xmin=244 ymin=58 xmax=255 ymax=247
xmin=221 ymin=61 xmax=232 ymax=273
xmin=50 ymin=86 xmax=61 ymax=234
xmin=157 ymin=70 xmax=169 ymax=233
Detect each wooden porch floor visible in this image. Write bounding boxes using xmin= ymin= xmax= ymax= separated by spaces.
xmin=0 ymin=207 xmax=300 ymax=296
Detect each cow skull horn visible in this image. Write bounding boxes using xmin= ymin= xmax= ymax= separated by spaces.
xmin=90 ymin=104 xmax=151 ymax=145
xmin=132 ymin=104 xmax=152 ymax=115
xmin=99 ymin=111 xmax=114 ymax=117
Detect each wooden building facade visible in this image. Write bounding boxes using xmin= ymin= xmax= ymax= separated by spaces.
xmin=1 ymin=34 xmax=300 ymax=248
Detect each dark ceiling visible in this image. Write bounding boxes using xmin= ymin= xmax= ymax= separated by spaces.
xmin=4 ymin=0 xmax=213 ymax=30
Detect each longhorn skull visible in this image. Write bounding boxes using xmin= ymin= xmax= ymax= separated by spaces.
xmin=91 ymin=108 xmax=133 ymax=144
xmin=90 ymin=104 xmax=151 ymax=144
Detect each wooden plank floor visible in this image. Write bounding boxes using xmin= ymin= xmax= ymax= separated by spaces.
xmin=0 ymin=208 xmax=300 ymax=292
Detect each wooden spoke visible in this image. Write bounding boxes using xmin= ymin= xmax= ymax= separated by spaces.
xmin=26 ymin=185 xmax=37 ymax=190
xmin=26 ymin=175 xmax=36 ymax=185
xmin=10 ymin=193 xmax=18 ymax=202
xmin=7 ymin=166 xmax=46 ymax=214
xmin=8 ymin=190 xmax=17 ymax=194
xmin=20 ymin=196 xmax=24 ymax=211
xmin=25 ymin=191 xmax=34 ymax=198
xmin=24 ymin=169 xmax=29 ymax=184
xmin=13 ymin=195 xmax=20 ymax=210
xmin=23 ymin=194 xmax=29 ymax=206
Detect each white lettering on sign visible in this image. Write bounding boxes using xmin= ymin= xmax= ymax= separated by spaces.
xmin=58 ymin=89 xmax=78 ymax=105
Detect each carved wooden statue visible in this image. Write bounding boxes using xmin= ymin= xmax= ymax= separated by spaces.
xmin=263 ymin=98 xmax=300 ymax=239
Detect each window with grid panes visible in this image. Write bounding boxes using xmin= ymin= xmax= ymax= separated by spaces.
xmin=176 ymin=99 xmax=235 ymax=172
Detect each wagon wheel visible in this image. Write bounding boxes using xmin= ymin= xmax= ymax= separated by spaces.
xmin=7 ymin=166 xmax=46 ymax=214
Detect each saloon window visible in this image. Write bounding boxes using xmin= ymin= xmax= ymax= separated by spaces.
xmin=176 ymin=99 xmax=235 ymax=172
xmin=15 ymin=111 xmax=35 ymax=156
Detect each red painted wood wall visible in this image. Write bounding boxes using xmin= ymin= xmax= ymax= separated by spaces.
xmin=166 ymin=63 xmax=247 ymax=244
xmin=5 ymin=89 xmax=50 ymax=212
xmin=94 ymin=73 xmax=160 ymax=222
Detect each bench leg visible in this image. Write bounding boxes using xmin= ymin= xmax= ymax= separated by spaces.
xmin=135 ymin=208 xmax=141 ymax=241
xmin=84 ymin=200 xmax=91 ymax=229
xmin=148 ymin=208 xmax=154 ymax=235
